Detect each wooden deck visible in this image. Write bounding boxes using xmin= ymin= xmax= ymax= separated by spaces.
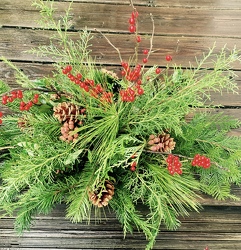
xmin=0 ymin=0 xmax=241 ymax=249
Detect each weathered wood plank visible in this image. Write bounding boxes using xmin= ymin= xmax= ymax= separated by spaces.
xmin=66 ymin=0 xmax=241 ymax=9
xmin=0 ymin=28 xmax=241 ymax=70
xmin=1 ymin=0 xmax=241 ymax=38
xmin=1 ymin=206 xmax=241 ymax=249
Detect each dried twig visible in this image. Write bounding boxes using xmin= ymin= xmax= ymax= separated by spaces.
xmin=95 ymin=29 xmax=123 ymax=63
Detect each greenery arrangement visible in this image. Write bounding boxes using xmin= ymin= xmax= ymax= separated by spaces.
xmin=0 ymin=1 xmax=241 ymax=249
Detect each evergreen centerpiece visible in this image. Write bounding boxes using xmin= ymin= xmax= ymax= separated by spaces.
xmin=0 ymin=1 xmax=241 ymax=249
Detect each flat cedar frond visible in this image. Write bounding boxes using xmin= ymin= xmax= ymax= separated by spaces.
xmin=0 ymin=1 xmax=241 ymax=250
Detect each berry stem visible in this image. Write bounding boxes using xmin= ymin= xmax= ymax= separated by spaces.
xmin=146 ymin=13 xmax=155 ymax=62
xmin=129 ymin=0 xmax=136 ymax=10
xmin=95 ymin=29 xmax=123 ymax=63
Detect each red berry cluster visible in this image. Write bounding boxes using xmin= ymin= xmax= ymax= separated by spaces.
xmin=130 ymin=161 xmax=137 ymax=171
xmin=191 ymin=154 xmax=211 ymax=169
xmin=119 ymin=86 xmax=144 ymax=102
xmin=166 ymin=154 xmax=182 ymax=175
xmin=19 ymin=93 xmax=39 ymax=111
xmin=1 ymin=90 xmax=39 ymax=112
xmin=128 ymin=10 xmax=139 ymax=33
xmin=62 ymin=65 xmax=113 ymax=104
xmin=2 ymin=90 xmax=23 ymax=105
xmin=121 ymin=62 xmax=142 ymax=82
xmin=119 ymin=62 xmax=144 ymax=102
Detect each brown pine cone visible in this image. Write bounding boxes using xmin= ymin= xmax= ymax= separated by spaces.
xmin=53 ymin=102 xmax=80 ymax=123
xmin=148 ymin=133 xmax=176 ymax=153
xmin=88 ymin=180 xmax=115 ymax=207
xmin=59 ymin=120 xmax=79 ymax=142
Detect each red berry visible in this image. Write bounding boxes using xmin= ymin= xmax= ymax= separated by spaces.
xmin=128 ymin=95 xmax=135 ymax=102
xmin=130 ymin=166 xmax=136 ymax=172
xmin=155 ymin=68 xmax=161 ymax=74
xmin=88 ymin=80 xmax=95 ymax=86
xmin=17 ymin=90 xmax=23 ymax=99
xmin=11 ymin=91 xmax=17 ymax=99
xmin=84 ymin=85 xmax=89 ymax=92
xmin=0 ymin=111 xmax=3 ymax=117
xmin=20 ymin=101 xmax=25 ymax=107
xmin=70 ymin=76 xmax=75 ymax=82
xmin=165 ymin=55 xmax=172 ymax=61
xmin=127 ymin=88 xmax=135 ymax=96
xmin=131 ymin=161 xmax=137 ymax=168
xmin=24 ymin=105 xmax=30 ymax=111
xmin=131 ymin=11 xmax=139 ymax=19
xmin=2 ymin=95 xmax=8 ymax=102
xmin=121 ymin=70 xmax=126 ymax=76
xmin=143 ymin=49 xmax=149 ymax=55
xmin=79 ymin=82 xmax=85 ymax=88
xmin=191 ymin=160 xmax=197 ymax=166
xmin=76 ymin=73 xmax=82 ymax=79
xmin=142 ymin=58 xmax=148 ymax=64
xmin=129 ymin=17 xmax=135 ymax=25
xmin=75 ymin=79 xmax=80 ymax=85
xmin=34 ymin=94 xmax=39 ymax=99
xmin=129 ymin=25 xmax=136 ymax=33
xmin=62 ymin=68 xmax=68 ymax=74
xmin=65 ymin=65 xmax=72 ymax=72
xmin=121 ymin=62 xmax=128 ymax=68
xmin=177 ymin=169 xmax=183 ymax=175
xmin=27 ymin=101 xmax=33 ymax=107
xmin=136 ymin=79 xmax=142 ymax=85
xmin=19 ymin=105 xmax=25 ymax=111
xmin=8 ymin=96 xmax=14 ymax=103
xmin=136 ymin=35 xmax=141 ymax=43
xmin=0 ymin=119 xmax=2 ymax=125
xmin=137 ymin=88 xmax=144 ymax=95
xmin=131 ymin=154 xmax=137 ymax=159
xmin=33 ymin=98 xmax=39 ymax=104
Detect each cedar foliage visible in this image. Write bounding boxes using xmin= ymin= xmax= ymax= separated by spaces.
xmin=0 ymin=1 xmax=241 ymax=249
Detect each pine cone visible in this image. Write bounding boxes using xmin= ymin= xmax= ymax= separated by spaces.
xmin=148 ymin=133 xmax=176 ymax=153
xmin=59 ymin=120 xmax=79 ymax=142
xmin=101 ymin=68 xmax=119 ymax=80
xmin=53 ymin=102 xmax=80 ymax=123
xmin=88 ymin=180 xmax=115 ymax=207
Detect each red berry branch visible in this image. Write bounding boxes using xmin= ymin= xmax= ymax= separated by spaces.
xmin=1 ymin=90 xmax=40 ymax=113
xmin=62 ymin=65 xmax=113 ymax=104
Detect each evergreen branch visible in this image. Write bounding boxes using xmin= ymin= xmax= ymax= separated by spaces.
xmin=110 ymin=187 xmax=154 ymax=247
xmin=196 ymin=138 xmax=236 ymax=153
xmin=66 ymin=164 xmax=96 ymax=223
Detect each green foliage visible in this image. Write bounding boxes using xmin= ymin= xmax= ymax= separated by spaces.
xmin=0 ymin=1 xmax=241 ymax=250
